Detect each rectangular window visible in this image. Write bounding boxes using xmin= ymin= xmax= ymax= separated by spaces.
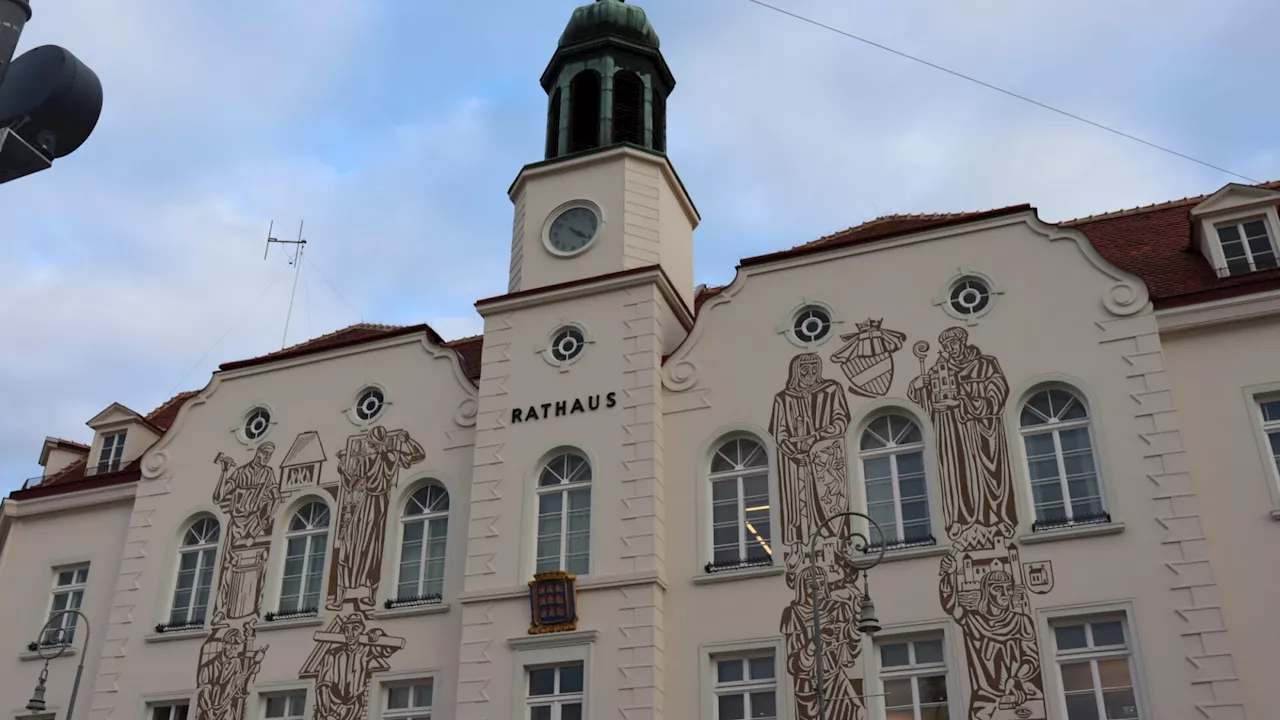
xmin=1217 ymin=218 xmax=1277 ymax=276
xmin=1052 ymin=617 xmax=1142 ymax=720
xmin=384 ymin=680 xmax=433 ymax=720
xmin=527 ymin=662 xmax=584 ymax=720
xmin=879 ymin=637 xmax=949 ymax=720
xmin=97 ymin=431 xmax=127 ymax=474
xmin=712 ymin=651 xmax=777 ymax=720
xmin=42 ymin=565 xmax=89 ymax=646
xmin=150 ymin=703 xmax=189 ymax=720
xmin=264 ymin=692 xmax=306 ymax=720
xmin=535 ymin=488 xmax=591 ymax=576
xmin=1258 ymin=400 xmax=1280 ymax=475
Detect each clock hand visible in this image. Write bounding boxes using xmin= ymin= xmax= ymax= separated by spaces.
xmin=569 ymin=227 xmax=589 ymax=239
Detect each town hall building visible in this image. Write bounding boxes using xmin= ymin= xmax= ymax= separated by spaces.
xmin=3 ymin=2 xmax=1279 ymax=719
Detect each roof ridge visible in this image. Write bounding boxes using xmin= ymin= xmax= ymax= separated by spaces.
xmin=145 ymin=389 xmax=199 ymax=422
xmin=1063 ymin=179 xmax=1280 ymax=226
xmin=281 ymin=323 xmax=405 ymax=354
xmin=444 ymin=333 xmax=483 ymax=346
xmin=47 ymin=436 xmax=90 ymax=450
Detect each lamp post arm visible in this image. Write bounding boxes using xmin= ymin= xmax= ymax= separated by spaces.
xmin=36 ymin=609 xmax=91 ymax=720
xmin=804 ymin=510 xmax=887 ymax=720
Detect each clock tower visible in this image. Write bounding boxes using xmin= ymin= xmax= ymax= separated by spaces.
xmin=507 ymin=0 xmax=699 ymax=309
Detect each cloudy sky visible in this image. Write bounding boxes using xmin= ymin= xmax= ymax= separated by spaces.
xmin=2 ymin=0 xmax=1276 ymax=493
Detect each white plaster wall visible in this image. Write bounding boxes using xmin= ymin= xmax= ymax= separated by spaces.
xmin=1162 ymin=316 xmax=1280 ymax=715
xmin=458 ymin=281 xmax=671 ymax=720
xmin=511 ymin=147 xmax=696 ymax=305
xmin=659 ymin=216 xmax=1244 ymax=719
xmin=0 ymin=498 xmax=133 ymax=720
xmin=86 ymin=336 xmax=477 ymax=720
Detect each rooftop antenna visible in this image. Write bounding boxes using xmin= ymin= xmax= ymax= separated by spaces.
xmin=264 ymin=220 xmax=307 ymax=349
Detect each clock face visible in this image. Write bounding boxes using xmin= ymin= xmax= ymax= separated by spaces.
xmin=547 ymin=206 xmax=600 ymax=255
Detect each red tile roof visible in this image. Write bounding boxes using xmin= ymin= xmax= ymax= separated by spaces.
xmin=45 ymin=437 xmax=90 ymax=454
xmin=145 ymin=390 xmax=199 ymax=432
xmin=739 ymin=205 xmax=1033 ymax=267
xmin=1066 ymin=181 xmax=1280 ymax=308
xmin=445 ymin=335 xmax=484 ymax=382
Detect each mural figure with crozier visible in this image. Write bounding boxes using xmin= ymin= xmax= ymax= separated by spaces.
xmin=907 ymin=327 xmax=1016 ymax=543
xmin=772 ymin=353 xmax=865 ymax=720
xmin=911 ymin=328 xmax=1051 ymax=719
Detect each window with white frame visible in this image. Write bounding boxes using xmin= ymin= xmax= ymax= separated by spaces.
xmin=1052 ymin=617 xmax=1142 ymax=720
xmin=709 ymin=437 xmax=772 ymax=569
xmin=879 ymin=637 xmax=949 ymax=720
xmin=712 ymin=651 xmax=777 ymax=720
xmin=396 ymin=484 xmax=449 ymax=604
xmin=279 ymin=502 xmax=330 ymax=614
xmin=149 ymin=702 xmax=189 ymax=720
xmin=860 ymin=415 xmax=932 ymax=547
xmin=384 ymin=680 xmax=433 ymax=720
xmin=1216 ymin=218 xmax=1277 ymax=276
xmin=1257 ymin=399 xmax=1280 ymax=475
xmin=527 ymin=663 xmax=584 ymax=720
xmin=40 ymin=565 xmax=89 ymax=646
xmin=264 ymin=691 xmax=306 ymax=720
xmin=1020 ymin=388 xmax=1107 ymax=530
xmin=97 ymin=431 xmax=126 ymax=473
xmin=169 ymin=517 xmax=219 ymax=627
xmin=536 ymin=452 xmax=592 ymax=576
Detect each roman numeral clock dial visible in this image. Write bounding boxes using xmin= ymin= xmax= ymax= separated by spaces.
xmin=546 ymin=204 xmax=601 ymax=255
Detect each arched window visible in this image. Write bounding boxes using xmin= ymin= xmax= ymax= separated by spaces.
xmin=170 ymin=517 xmax=220 ymax=627
xmin=1020 ymin=388 xmax=1105 ymax=528
xmin=568 ymin=70 xmax=601 ymax=153
xmin=546 ymin=87 xmax=562 ymax=159
xmin=279 ymin=502 xmax=330 ymax=613
xmin=709 ymin=437 xmax=771 ymax=566
xmin=536 ymin=452 xmax=592 ymax=575
xmin=397 ymin=484 xmax=450 ymax=602
xmin=612 ymin=70 xmax=644 ymax=145
xmin=860 ymin=414 xmax=932 ymax=547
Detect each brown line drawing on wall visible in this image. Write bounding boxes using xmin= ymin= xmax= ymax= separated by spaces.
xmin=771 ymin=353 xmax=865 ymax=720
xmin=771 ymin=353 xmax=854 ymax=546
xmin=830 ymin=319 xmax=906 ymax=398
xmin=300 ymin=613 xmax=404 ymax=720
xmin=195 ymin=443 xmax=287 ymax=720
xmin=328 ymin=425 xmax=426 ymax=611
xmin=909 ymin=327 xmax=1051 ymax=720
xmin=287 ymin=424 xmax=422 ymax=720
xmin=907 ymin=328 xmax=1017 ymax=542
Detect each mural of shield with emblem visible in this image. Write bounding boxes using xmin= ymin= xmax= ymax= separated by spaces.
xmin=830 ymin=318 xmax=906 ymax=397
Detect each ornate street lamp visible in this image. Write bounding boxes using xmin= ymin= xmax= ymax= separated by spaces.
xmin=26 ymin=609 xmax=90 ymax=718
xmin=806 ymin=510 xmax=887 ymax=720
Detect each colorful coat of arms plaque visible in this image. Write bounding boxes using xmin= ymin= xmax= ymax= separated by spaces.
xmin=829 ymin=318 xmax=906 ymax=397
xmin=528 ymin=570 xmax=578 ymax=634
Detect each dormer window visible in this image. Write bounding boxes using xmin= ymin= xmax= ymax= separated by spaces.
xmin=1216 ymin=218 xmax=1277 ymax=276
xmin=97 ymin=431 xmax=126 ymax=474
xmin=1190 ymin=183 xmax=1280 ymax=278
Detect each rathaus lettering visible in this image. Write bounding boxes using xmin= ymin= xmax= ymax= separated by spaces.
xmin=511 ymin=391 xmax=617 ymax=423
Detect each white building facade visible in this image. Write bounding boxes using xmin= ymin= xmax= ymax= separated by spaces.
xmin=3 ymin=3 xmax=1280 ymax=720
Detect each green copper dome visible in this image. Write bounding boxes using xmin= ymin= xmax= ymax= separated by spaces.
xmin=558 ymin=0 xmax=660 ymax=50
